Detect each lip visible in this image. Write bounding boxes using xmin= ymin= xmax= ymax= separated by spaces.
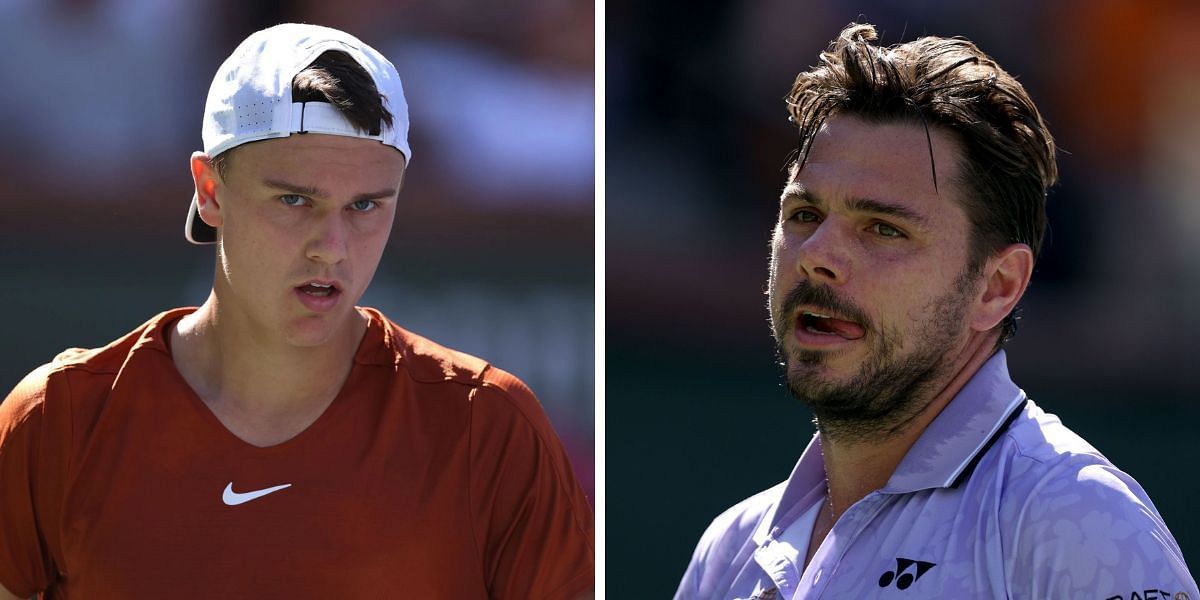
xmin=793 ymin=322 xmax=858 ymax=348
xmin=792 ymin=304 xmax=854 ymax=323
xmin=790 ymin=305 xmax=865 ymax=348
xmin=294 ymin=280 xmax=343 ymax=313
xmin=299 ymin=278 xmax=341 ymax=289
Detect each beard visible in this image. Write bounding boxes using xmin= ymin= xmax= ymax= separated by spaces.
xmin=770 ymin=270 xmax=976 ymax=443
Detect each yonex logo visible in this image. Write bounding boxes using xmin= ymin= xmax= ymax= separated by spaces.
xmin=878 ymin=558 xmax=936 ymax=590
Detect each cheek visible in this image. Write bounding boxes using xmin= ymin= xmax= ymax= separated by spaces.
xmin=219 ymin=215 xmax=294 ymax=283
xmin=350 ymin=237 xmax=386 ymax=269
xmin=885 ymin=274 xmax=965 ymax=331
xmin=767 ymin=249 xmax=797 ymax=318
xmin=352 ymin=215 xmax=393 ymax=242
xmin=769 ymin=237 xmax=803 ymax=287
xmin=221 ymin=235 xmax=276 ymax=288
xmin=348 ymin=222 xmax=392 ymax=275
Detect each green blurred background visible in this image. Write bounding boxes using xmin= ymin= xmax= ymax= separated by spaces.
xmin=609 ymin=0 xmax=1200 ymax=596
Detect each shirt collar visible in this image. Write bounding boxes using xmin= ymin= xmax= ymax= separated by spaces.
xmin=131 ymin=306 xmax=396 ymax=367
xmin=759 ymin=350 xmax=1026 ymax=540
xmin=882 ymin=349 xmax=1026 ymax=493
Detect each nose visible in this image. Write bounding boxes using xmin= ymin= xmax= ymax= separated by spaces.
xmin=794 ymin=221 xmax=849 ymax=284
xmin=305 ymin=212 xmax=349 ymax=265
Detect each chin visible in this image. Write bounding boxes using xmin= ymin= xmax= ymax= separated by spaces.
xmin=786 ymin=341 xmax=857 ymax=368
xmin=284 ymin=312 xmax=349 ymax=347
xmin=786 ymin=358 xmax=839 ymax=387
xmin=786 ymin=344 xmax=871 ymax=386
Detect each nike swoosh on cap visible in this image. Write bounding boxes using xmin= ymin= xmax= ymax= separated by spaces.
xmin=222 ymin=482 xmax=292 ymax=506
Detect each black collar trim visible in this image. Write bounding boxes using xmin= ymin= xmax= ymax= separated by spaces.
xmin=949 ymin=398 xmax=1029 ymax=489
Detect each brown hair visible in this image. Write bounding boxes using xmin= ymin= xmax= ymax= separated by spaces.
xmin=786 ymin=22 xmax=1058 ymax=343
xmin=212 ymin=50 xmax=394 ymax=178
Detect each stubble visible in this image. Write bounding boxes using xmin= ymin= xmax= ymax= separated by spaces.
xmin=771 ymin=270 xmax=976 ymax=444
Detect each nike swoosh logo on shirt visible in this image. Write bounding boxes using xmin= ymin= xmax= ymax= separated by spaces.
xmin=222 ymin=482 xmax=292 ymax=506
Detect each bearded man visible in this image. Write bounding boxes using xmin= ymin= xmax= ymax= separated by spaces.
xmin=673 ymin=22 xmax=1196 ymax=599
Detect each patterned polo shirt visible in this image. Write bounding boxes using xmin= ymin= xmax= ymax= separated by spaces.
xmin=675 ymin=351 xmax=1198 ymax=599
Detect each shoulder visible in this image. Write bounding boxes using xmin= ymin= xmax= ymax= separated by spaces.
xmin=2 ymin=310 xmax=184 ymax=441
xmin=989 ymin=402 xmax=1197 ymax=597
xmin=701 ymin=483 xmax=785 ymax=551
xmin=4 ymin=312 xmax=167 ymax=412
xmin=1 ymin=362 xmax=59 ymax=430
xmin=369 ymin=307 xmax=511 ymax=391
xmin=369 ymin=308 xmax=544 ymax=415
xmin=995 ymin=401 xmax=1159 ymax=518
xmin=368 ymin=308 xmax=491 ymax=383
xmin=682 ymin=482 xmax=786 ymax=588
xmin=2 ymin=311 xmax=167 ymax=468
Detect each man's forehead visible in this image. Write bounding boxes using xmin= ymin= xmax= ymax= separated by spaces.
xmin=784 ymin=115 xmax=966 ymax=207
xmin=215 ymin=136 xmax=405 ymax=205
xmin=234 ymin=134 xmax=406 ymax=178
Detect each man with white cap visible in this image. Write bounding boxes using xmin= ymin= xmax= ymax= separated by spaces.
xmin=0 ymin=24 xmax=594 ymax=599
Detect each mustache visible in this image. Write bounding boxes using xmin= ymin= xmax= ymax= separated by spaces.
xmin=780 ymin=281 xmax=872 ymax=330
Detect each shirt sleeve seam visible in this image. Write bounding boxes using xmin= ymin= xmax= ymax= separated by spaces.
xmin=466 ymin=385 xmax=488 ymax=586
xmin=475 ymin=370 xmax=594 ymax=548
xmin=56 ymin=370 xmax=75 ymax=585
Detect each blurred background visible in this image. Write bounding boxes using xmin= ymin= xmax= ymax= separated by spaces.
xmin=610 ymin=0 xmax=1200 ymax=596
xmin=0 ymin=1 xmax=594 ymax=501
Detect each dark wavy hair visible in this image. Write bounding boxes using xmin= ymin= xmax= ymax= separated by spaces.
xmin=786 ymin=22 xmax=1058 ymax=344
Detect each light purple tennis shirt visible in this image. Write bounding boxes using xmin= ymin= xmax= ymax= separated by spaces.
xmin=675 ymin=351 xmax=1198 ymax=599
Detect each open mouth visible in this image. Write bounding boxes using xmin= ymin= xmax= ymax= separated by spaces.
xmin=297 ymin=282 xmax=339 ymax=297
xmin=798 ymin=310 xmax=866 ymax=340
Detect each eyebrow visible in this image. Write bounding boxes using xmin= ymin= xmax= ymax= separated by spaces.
xmin=263 ymin=179 xmax=398 ymax=203
xmin=781 ymin=184 xmax=929 ymax=227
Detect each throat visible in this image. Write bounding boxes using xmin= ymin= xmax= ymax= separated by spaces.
xmin=203 ymin=390 xmax=340 ymax=448
xmin=804 ymin=499 xmax=836 ymax=570
xmin=170 ymin=305 xmax=368 ymax=447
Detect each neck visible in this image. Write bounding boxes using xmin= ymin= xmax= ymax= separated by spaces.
xmin=169 ymin=291 xmax=366 ymax=444
xmin=820 ymin=331 xmax=999 ymax=520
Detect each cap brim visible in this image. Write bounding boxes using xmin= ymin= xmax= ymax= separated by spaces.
xmin=185 ymin=193 xmax=218 ymax=245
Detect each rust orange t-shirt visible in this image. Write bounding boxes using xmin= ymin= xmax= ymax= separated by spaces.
xmin=0 ymin=307 xmax=594 ymax=599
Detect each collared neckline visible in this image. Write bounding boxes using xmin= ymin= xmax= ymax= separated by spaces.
xmin=755 ymin=350 xmax=1026 ymax=543
xmin=881 ymin=350 xmax=1026 ymax=493
xmin=131 ymin=306 xmax=397 ymax=367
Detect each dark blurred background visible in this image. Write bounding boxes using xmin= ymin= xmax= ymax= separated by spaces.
xmin=609 ymin=0 xmax=1200 ymax=596
xmin=0 ymin=2 xmax=594 ymax=501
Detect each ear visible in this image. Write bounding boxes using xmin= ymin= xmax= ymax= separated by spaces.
xmin=191 ymin=151 xmax=223 ymax=229
xmin=970 ymin=243 xmax=1034 ymax=333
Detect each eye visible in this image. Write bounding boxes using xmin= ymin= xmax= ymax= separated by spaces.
xmin=871 ymin=222 xmax=905 ymax=238
xmin=350 ymin=199 xmax=378 ymax=212
xmin=280 ymin=194 xmax=307 ymax=207
xmin=788 ymin=208 xmax=821 ymax=224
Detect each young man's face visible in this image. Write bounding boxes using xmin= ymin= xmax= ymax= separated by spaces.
xmin=200 ymin=133 xmax=406 ymax=347
xmin=768 ymin=114 xmax=984 ymax=435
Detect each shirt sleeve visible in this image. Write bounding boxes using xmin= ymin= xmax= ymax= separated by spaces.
xmin=673 ymin=484 xmax=784 ymax=600
xmin=467 ymin=368 xmax=594 ymax=600
xmin=0 ymin=364 xmax=67 ymax=597
xmin=674 ymin=532 xmax=708 ymax=599
xmin=1007 ymin=461 xmax=1199 ymax=599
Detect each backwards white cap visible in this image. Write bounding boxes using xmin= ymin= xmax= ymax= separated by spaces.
xmin=185 ymin=23 xmax=412 ymax=245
